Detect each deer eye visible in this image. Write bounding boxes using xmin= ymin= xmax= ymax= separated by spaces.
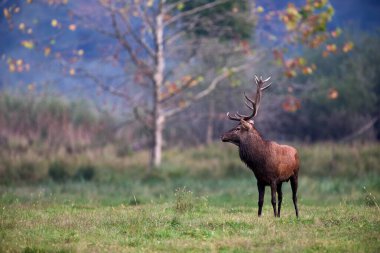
xmin=235 ymin=127 xmax=241 ymax=131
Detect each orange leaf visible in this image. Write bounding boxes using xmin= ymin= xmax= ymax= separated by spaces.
xmin=68 ymin=24 xmax=76 ymax=31
xmin=328 ymin=88 xmax=338 ymax=99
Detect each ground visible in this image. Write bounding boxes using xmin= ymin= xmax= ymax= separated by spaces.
xmin=1 ymin=176 xmax=379 ymax=253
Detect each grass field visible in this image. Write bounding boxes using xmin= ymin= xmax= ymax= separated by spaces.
xmin=1 ymin=143 xmax=380 ymax=252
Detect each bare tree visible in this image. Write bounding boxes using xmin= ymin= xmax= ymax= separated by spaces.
xmin=75 ymin=0 xmax=257 ymax=169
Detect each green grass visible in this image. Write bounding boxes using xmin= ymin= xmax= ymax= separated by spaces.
xmin=1 ymin=143 xmax=380 ymax=252
xmin=1 ymin=176 xmax=379 ymax=252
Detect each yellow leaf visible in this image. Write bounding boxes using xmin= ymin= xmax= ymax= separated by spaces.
xmin=19 ymin=23 xmax=25 ymax=30
xmin=16 ymin=59 xmax=23 ymax=66
xmin=21 ymin=40 xmax=34 ymax=49
xmin=257 ymin=6 xmax=264 ymax=13
xmin=177 ymin=3 xmax=185 ymax=10
xmin=69 ymin=68 xmax=75 ymax=76
xmin=77 ymin=49 xmax=84 ymax=56
xmin=9 ymin=63 xmax=15 ymax=72
xmin=51 ymin=19 xmax=58 ymax=27
xmin=147 ymin=0 xmax=154 ymax=7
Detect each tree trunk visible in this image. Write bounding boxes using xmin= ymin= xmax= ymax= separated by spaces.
xmin=151 ymin=1 xmax=165 ymax=169
xmin=206 ymin=100 xmax=215 ymax=145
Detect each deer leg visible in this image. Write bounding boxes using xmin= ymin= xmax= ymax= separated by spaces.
xmin=270 ymin=183 xmax=277 ymax=217
xmin=277 ymin=182 xmax=283 ymax=217
xmin=257 ymin=181 xmax=265 ymax=217
xmin=290 ymin=174 xmax=299 ymax=218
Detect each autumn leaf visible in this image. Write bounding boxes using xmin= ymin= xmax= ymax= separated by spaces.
xmin=3 ymin=8 xmax=11 ymax=20
xmin=181 ymin=75 xmax=192 ymax=83
xmin=328 ymin=88 xmax=338 ymax=99
xmin=257 ymin=6 xmax=264 ymax=13
xmin=147 ymin=0 xmax=154 ymax=7
xmin=177 ymin=2 xmax=185 ymax=10
xmin=179 ymin=100 xmax=187 ymax=108
xmin=19 ymin=23 xmax=25 ymax=31
xmin=282 ymin=96 xmax=301 ymax=112
xmin=326 ymin=44 xmax=337 ymax=53
xmin=342 ymin=42 xmax=354 ymax=53
xmin=51 ymin=19 xmax=58 ymax=27
xmin=21 ymin=40 xmax=34 ymax=49
xmin=69 ymin=68 xmax=76 ymax=76
xmin=68 ymin=24 xmax=76 ymax=31
xmin=44 ymin=47 xmax=51 ymax=56
xmin=8 ymin=63 xmax=16 ymax=72
xmin=331 ymin=28 xmax=342 ymax=38
xmin=285 ymin=70 xmax=297 ymax=78
xmin=77 ymin=49 xmax=84 ymax=56
xmin=302 ymin=66 xmax=313 ymax=75
xmin=168 ymin=83 xmax=178 ymax=94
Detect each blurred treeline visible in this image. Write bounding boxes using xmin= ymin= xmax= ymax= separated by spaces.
xmin=0 ymin=32 xmax=379 ymax=184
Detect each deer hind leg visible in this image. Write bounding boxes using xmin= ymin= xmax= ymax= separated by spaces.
xmin=257 ymin=181 xmax=265 ymax=217
xmin=277 ymin=182 xmax=283 ymax=217
xmin=290 ymin=173 xmax=299 ymax=218
xmin=270 ymin=183 xmax=277 ymax=217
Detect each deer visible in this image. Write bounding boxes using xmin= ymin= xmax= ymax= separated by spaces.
xmin=221 ymin=75 xmax=299 ymax=218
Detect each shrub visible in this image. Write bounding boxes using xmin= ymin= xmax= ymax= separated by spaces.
xmin=174 ymin=187 xmax=194 ymax=213
xmin=74 ymin=165 xmax=96 ymax=181
xmin=48 ymin=161 xmax=69 ymax=182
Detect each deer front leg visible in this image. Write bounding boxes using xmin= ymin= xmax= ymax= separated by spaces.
xmin=257 ymin=181 xmax=265 ymax=217
xmin=277 ymin=182 xmax=283 ymax=217
xmin=270 ymin=183 xmax=277 ymax=217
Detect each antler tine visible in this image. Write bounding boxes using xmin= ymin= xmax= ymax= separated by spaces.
xmin=244 ymin=100 xmax=253 ymax=110
xmin=236 ymin=112 xmax=251 ymax=118
xmin=226 ymin=112 xmax=241 ymax=121
xmin=244 ymin=92 xmax=255 ymax=104
xmin=254 ymin=75 xmax=259 ymax=83
xmin=261 ymin=82 xmax=272 ymax=91
xmin=263 ymin=76 xmax=271 ymax=82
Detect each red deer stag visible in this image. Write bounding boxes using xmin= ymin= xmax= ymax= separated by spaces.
xmin=221 ymin=75 xmax=299 ymax=217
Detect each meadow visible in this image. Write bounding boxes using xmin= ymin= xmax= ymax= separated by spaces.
xmin=1 ymin=143 xmax=379 ymax=252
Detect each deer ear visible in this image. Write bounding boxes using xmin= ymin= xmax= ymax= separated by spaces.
xmin=240 ymin=119 xmax=252 ymax=130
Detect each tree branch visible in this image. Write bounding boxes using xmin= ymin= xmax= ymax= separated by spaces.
xmin=163 ymin=62 xmax=251 ymax=117
xmin=164 ymin=0 xmax=231 ymax=26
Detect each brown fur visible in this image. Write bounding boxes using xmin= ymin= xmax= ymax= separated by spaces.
xmin=221 ymin=120 xmax=299 ymax=217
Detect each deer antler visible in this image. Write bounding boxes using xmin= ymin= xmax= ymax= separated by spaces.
xmin=227 ymin=75 xmax=272 ymax=122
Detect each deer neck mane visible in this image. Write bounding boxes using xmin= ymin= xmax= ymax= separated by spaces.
xmin=238 ymin=127 xmax=269 ymax=170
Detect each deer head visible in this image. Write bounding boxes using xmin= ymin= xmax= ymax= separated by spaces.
xmin=221 ymin=75 xmax=271 ymax=146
